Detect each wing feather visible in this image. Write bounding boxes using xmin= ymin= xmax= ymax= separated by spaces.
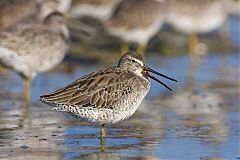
xmin=40 ymin=67 xmax=136 ymax=110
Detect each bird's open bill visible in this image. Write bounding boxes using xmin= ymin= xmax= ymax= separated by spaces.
xmin=143 ymin=66 xmax=178 ymax=91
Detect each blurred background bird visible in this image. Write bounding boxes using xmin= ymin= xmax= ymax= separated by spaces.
xmin=165 ymin=0 xmax=239 ymax=63
xmin=165 ymin=0 xmax=228 ymax=63
xmin=0 ymin=0 xmax=71 ymax=101
xmin=106 ymin=0 xmax=166 ymax=54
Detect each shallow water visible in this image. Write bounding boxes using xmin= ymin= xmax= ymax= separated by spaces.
xmin=0 ymin=53 xmax=239 ymax=160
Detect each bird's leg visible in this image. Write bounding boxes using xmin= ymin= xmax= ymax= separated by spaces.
xmin=188 ymin=34 xmax=200 ymax=64
xmin=137 ymin=43 xmax=146 ymax=55
xmin=187 ymin=34 xmax=201 ymax=89
xmin=20 ymin=100 xmax=32 ymax=128
xmin=100 ymin=124 xmax=105 ymax=152
xmin=121 ymin=42 xmax=129 ymax=55
xmin=186 ymin=60 xmax=198 ymax=91
xmin=0 ymin=65 xmax=8 ymax=79
xmin=23 ymin=77 xmax=32 ymax=102
xmin=101 ymin=124 xmax=105 ymax=138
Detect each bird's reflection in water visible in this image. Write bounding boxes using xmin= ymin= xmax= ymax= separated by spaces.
xmin=71 ymin=151 xmax=160 ymax=160
xmin=62 ymin=100 xmax=165 ymax=156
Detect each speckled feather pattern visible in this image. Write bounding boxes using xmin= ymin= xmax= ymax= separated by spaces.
xmin=40 ymin=66 xmax=150 ymax=124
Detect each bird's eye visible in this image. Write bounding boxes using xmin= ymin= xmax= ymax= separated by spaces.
xmin=131 ymin=60 xmax=135 ymax=63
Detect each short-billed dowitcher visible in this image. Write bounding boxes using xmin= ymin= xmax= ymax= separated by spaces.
xmin=0 ymin=12 xmax=69 ymax=101
xmin=165 ymin=0 xmax=227 ymax=62
xmin=106 ymin=0 xmax=166 ymax=53
xmin=40 ymin=51 xmax=177 ymax=151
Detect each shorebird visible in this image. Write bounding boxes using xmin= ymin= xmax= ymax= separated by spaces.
xmin=0 ymin=0 xmax=72 ymax=77
xmin=165 ymin=0 xmax=228 ymax=62
xmin=0 ymin=11 xmax=69 ymax=101
xmin=105 ymin=0 xmax=166 ymax=54
xmin=40 ymin=51 xmax=177 ymax=151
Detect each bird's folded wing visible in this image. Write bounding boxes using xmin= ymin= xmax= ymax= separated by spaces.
xmin=40 ymin=67 xmax=136 ymax=109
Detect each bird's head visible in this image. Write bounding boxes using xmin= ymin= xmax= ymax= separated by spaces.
xmin=118 ymin=51 xmax=178 ymax=91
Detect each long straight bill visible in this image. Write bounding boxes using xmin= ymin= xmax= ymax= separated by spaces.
xmin=146 ymin=72 xmax=173 ymax=91
xmin=145 ymin=67 xmax=178 ymax=82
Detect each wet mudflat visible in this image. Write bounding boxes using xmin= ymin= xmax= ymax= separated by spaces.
xmin=0 ymin=53 xmax=239 ymax=160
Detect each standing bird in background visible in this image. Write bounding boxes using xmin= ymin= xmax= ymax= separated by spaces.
xmin=40 ymin=51 xmax=177 ymax=151
xmin=165 ymin=0 xmax=228 ymax=63
xmin=0 ymin=10 xmax=70 ymax=101
xmin=0 ymin=0 xmax=72 ymax=78
xmin=106 ymin=0 xmax=166 ymax=54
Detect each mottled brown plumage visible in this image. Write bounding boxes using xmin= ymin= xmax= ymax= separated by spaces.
xmin=41 ymin=67 xmax=148 ymax=109
xmin=40 ymin=51 xmax=177 ymax=125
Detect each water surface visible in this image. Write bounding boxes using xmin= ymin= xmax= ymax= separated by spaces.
xmin=0 ymin=53 xmax=239 ymax=160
